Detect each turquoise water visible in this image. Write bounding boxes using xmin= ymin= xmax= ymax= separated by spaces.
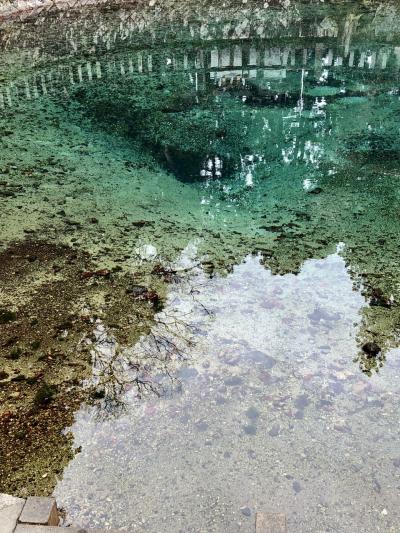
xmin=1 ymin=0 xmax=400 ymax=531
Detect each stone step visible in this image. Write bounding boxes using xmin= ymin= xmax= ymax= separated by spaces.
xmin=18 ymin=497 xmax=58 ymax=526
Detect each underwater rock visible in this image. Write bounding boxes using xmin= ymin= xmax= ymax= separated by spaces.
xmin=245 ymin=406 xmax=260 ymax=420
xmin=307 ymin=187 xmax=323 ymax=195
xmin=80 ymin=269 xmax=111 ymax=280
xmin=369 ymin=287 xmax=392 ymax=308
xmin=292 ymin=481 xmax=303 ymax=493
xmin=126 ymin=284 xmax=148 ymax=297
xmin=0 ymin=308 xmax=17 ymax=324
xmin=268 ymin=423 xmax=280 ymax=437
xmin=361 ymin=342 xmax=381 ymax=358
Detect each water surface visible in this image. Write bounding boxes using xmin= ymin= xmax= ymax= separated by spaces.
xmin=1 ymin=1 xmax=400 ymax=531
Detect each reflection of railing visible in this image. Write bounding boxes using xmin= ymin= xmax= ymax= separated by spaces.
xmin=1 ymin=42 xmax=400 ymax=109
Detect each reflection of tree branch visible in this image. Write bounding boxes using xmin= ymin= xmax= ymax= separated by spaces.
xmin=87 ymin=298 xmax=204 ymax=419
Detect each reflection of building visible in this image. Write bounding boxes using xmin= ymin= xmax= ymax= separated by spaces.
xmin=1 ymin=40 xmax=400 ymax=109
xmin=1 ymin=1 xmax=400 ymax=108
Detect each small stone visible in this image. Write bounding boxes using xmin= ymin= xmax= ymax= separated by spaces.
xmin=243 ymin=424 xmax=257 ymax=435
xmin=245 ymin=406 xmax=260 ymax=420
xmin=240 ymin=506 xmax=251 ymax=517
xmin=269 ymin=423 xmax=280 ymax=437
xmin=381 ymin=508 xmax=388 ymax=516
xmin=292 ymin=481 xmax=302 ymax=493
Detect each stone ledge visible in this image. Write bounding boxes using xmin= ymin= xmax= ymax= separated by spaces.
xmin=15 ymin=527 xmax=123 ymax=533
xmin=0 ymin=493 xmax=26 ymax=533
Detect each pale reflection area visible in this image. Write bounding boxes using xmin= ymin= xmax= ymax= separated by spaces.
xmin=55 ymin=251 xmax=400 ymax=532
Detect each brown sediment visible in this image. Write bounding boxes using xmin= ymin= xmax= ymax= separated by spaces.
xmin=0 ymin=239 xmax=162 ymax=496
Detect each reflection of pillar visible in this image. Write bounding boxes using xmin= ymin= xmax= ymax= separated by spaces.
xmin=314 ymin=43 xmax=324 ymax=77
xmin=367 ymin=51 xmax=376 ymax=69
xmin=378 ymin=49 xmax=388 ymax=69
xmin=220 ymin=48 xmax=230 ymax=67
xmin=233 ymin=45 xmax=242 ymax=67
xmin=40 ymin=75 xmax=47 ymax=95
xmin=25 ymin=79 xmax=31 ymax=99
xmin=394 ymin=47 xmax=400 ymax=69
xmin=210 ymin=49 xmax=218 ymax=68
xmin=282 ymin=47 xmax=290 ymax=66
xmin=87 ymin=62 xmax=93 ymax=81
xmin=138 ymin=52 xmax=143 ymax=73
xmin=249 ymin=47 xmax=258 ymax=66
xmin=348 ymin=50 xmax=354 ymax=67
xmin=96 ymin=61 xmax=102 ymax=78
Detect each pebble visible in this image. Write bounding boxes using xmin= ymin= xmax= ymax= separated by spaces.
xmin=240 ymin=506 xmax=251 ymax=517
xmin=268 ymin=423 xmax=280 ymax=437
xmin=245 ymin=406 xmax=260 ymax=420
xmin=292 ymin=481 xmax=302 ymax=493
xmin=243 ymin=424 xmax=257 ymax=435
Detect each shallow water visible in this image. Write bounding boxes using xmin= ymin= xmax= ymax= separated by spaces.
xmin=1 ymin=0 xmax=400 ymax=531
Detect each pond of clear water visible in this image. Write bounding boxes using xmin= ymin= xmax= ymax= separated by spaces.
xmin=1 ymin=1 xmax=400 ymax=531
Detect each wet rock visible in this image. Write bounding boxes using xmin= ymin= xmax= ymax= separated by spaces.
xmin=224 ymin=376 xmax=243 ymax=386
xmin=242 ymin=424 xmax=257 ymax=435
xmin=247 ymin=350 xmax=276 ymax=368
xmin=369 ymin=287 xmax=391 ymax=308
xmin=292 ymin=481 xmax=302 ymax=493
xmin=195 ymin=420 xmax=208 ymax=432
xmin=333 ymin=422 xmax=352 ymax=434
xmin=81 ymin=269 xmax=111 ymax=280
xmin=245 ymin=406 xmax=260 ymax=420
xmin=308 ymin=307 xmax=340 ymax=323
xmin=0 ymin=308 xmax=17 ymax=324
xmin=34 ymin=383 xmax=56 ymax=405
xmin=240 ymin=506 xmax=252 ymax=517
xmin=268 ymin=423 xmax=280 ymax=437
xmin=307 ymin=187 xmax=323 ymax=194
xmin=131 ymin=220 xmax=151 ymax=227
xmin=126 ymin=284 xmax=148 ymax=297
xmin=0 ymin=370 xmax=9 ymax=380
xmin=362 ymin=342 xmax=381 ymax=358
xmin=295 ymin=394 xmax=310 ymax=409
